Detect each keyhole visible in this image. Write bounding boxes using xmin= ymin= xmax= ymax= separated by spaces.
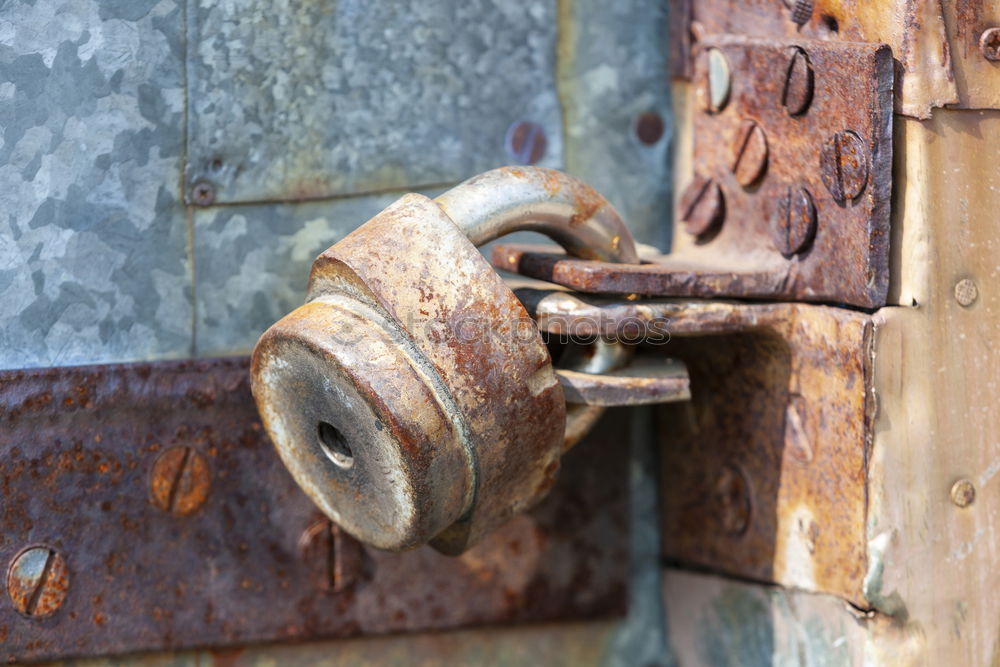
xmin=318 ymin=421 xmax=354 ymax=469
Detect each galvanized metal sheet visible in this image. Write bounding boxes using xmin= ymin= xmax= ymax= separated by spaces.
xmin=192 ymin=194 xmax=402 ymax=356
xmin=0 ymin=0 xmax=193 ymax=370
xmin=184 ymin=0 xmax=564 ymax=204
xmin=0 ymin=358 xmax=628 ymax=662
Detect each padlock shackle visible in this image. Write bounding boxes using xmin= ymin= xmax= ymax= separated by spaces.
xmin=434 ymin=166 xmax=640 ymax=264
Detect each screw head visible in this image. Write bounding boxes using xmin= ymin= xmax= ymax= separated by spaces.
xmin=149 ymin=446 xmax=211 ymax=516
xmin=679 ymin=175 xmax=725 ymax=238
xmin=7 ymin=546 xmax=69 ymax=618
xmin=505 ymin=121 xmax=547 ymax=165
xmin=772 ymin=185 xmax=817 ymax=256
xmin=819 ymin=130 xmax=869 ymax=201
xmin=955 ymin=278 xmax=979 ymax=307
xmin=980 ymin=28 xmax=1000 ymax=61
xmin=190 ymin=180 xmax=216 ymax=206
xmin=782 ymin=47 xmax=814 ymax=116
xmin=731 ymin=119 xmax=769 ymax=186
xmin=298 ymin=518 xmax=366 ymax=593
xmin=783 ymin=0 xmax=814 ymax=24
xmin=634 ymin=111 xmax=665 ymax=146
xmin=714 ymin=464 xmax=751 ymax=536
xmin=951 ymin=479 xmax=976 ymax=508
xmin=698 ymin=47 xmax=731 ymax=113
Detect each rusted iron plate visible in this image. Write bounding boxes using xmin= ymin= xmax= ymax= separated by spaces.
xmin=517 ymin=289 xmax=873 ymax=604
xmin=0 ymin=358 xmax=628 ymax=663
xmin=497 ymin=37 xmax=893 ymax=310
xmin=673 ymin=0 xmax=957 ymax=118
xmin=676 ymin=0 xmax=1000 ymax=115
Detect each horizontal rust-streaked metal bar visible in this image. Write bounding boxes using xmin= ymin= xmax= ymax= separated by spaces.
xmin=0 ymin=358 xmax=629 ymax=663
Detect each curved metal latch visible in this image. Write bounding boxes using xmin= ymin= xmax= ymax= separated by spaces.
xmin=251 ymin=167 xmax=689 ymax=554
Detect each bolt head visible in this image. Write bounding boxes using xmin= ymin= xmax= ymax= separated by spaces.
xmin=505 ymin=121 xmax=547 ymax=165
xmin=955 ymin=278 xmax=979 ymax=307
xmin=679 ymin=176 xmax=725 ymax=238
xmin=980 ymin=28 xmax=1000 ymax=61
xmin=819 ymin=130 xmax=869 ymax=201
xmin=951 ymin=479 xmax=976 ymax=508
xmin=7 ymin=547 xmax=69 ymax=618
xmin=731 ymin=119 xmax=769 ymax=186
xmin=191 ymin=180 xmax=216 ymax=206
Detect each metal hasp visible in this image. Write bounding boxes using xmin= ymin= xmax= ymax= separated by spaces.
xmin=495 ymin=37 xmax=893 ymax=309
xmin=520 ymin=289 xmax=874 ymax=605
xmin=251 ymin=167 xmax=687 ymax=555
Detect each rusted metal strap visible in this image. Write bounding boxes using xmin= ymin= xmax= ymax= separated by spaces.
xmin=0 ymin=358 xmax=628 ymax=662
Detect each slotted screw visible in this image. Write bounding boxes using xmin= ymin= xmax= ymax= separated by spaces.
xmin=772 ymin=185 xmax=817 ymax=256
xmin=149 ymin=446 xmax=211 ymax=516
xmin=819 ymin=130 xmax=869 ymax=201
xmin=679 ymin=176 xmax=725 ymax=238
xmin=298 ymin=519 xmax=365 ymax=593
xmin=714 ymin=464 xmax=751 ymax=536
xmin=782 ymin=47 xmax=814 ymax=116
xmin=7 ymin=547 xmax=69 ymax=618
xmin=699 ymin=47 xmax=731 ymax=113
xmin=731 ymin=119 xmax=769 ymax=186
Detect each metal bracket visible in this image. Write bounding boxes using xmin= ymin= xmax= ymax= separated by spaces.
xmin=496 ymin=37 xmax=893 ymax=310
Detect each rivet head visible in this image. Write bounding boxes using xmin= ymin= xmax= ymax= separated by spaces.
xmin=782 ymin=47 xmax=814 ymax=116
xmin=980 ymin=28 xmax=1000 ymax=61
xmin=772 ymin=185 xmax=817 ymax=256
xmin=679 ymin=175 xmax=725 ymax=238
xmin=954 ymin=278 xmax=979 ymax=307
xmin=951 ymin=479 xmax=976 ymax=508
xmin=149 ymin=446 xmax=211 ymax=516
xmin=505 ymin=121 xmax=547 ymax=165
xmin=819 ymin=130 xmax=869 ymax=201
xmin=634 ymin=111 xmax=665 ymax=145
xmin=699 ymin=47 xmax=731 ymax=114
xmin=7 ymin=547 xmax=69 ymax=618
xmin=731 ymin=119 xmax=769 ymax=186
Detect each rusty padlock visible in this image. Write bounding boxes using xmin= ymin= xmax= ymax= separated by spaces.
xmin=251 ymin=167 xmax=638 ymax=554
